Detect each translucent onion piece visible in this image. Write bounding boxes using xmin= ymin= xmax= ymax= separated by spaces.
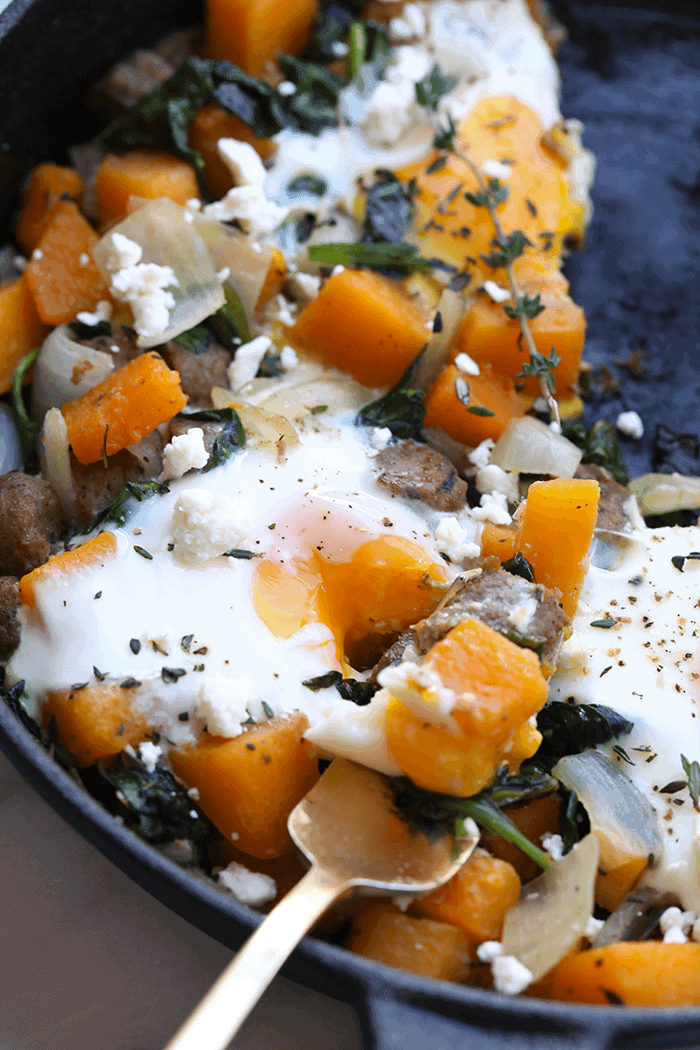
xmin=0 ymin=403 xmax=22 ymax=475
xmin=629 ymin=472 xmax=700 ymax=516
xmin=32 ymin=325 xmax=115 ymax=421
xmin=592 ymin=887 xmax=680 ymax=949
xmin=553 ymin=750 xmax=662 ymax=872
xmin=500 ymin=833 xmax=599 ymax=983
xmin=40 ymin=407 xmax=73 ymax=515
xmin=210 ymin=387 xmax=299 ymax=458
xmin=413 ymin=288 xmax=466 ymax=393
xmin=93 ymin=197 xmax=225 ymax=349
xmin=247 ymin=367 xmax=376 ymax=424
xmin=194 ymin=216 xmax=272 ymax=318
xmin=491 ymin=416 xmax=582 ymax=478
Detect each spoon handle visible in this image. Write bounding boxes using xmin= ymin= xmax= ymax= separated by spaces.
xmin=163 ymin=865 xmax=347 ymax=1050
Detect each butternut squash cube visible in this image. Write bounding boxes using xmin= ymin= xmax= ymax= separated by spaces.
xmin=43 ymin=682 xmax=149 ymax=768
xmin=16 ymin=163 xmax=84 ymax=254
xmin=0 ymin=275 xmax=49 ymax=395
xmin=348 ymin=907 xmax=471 ymax=981
xmin=204 ymin=0 xmax=318 ymax=76
xmin=423 ymin=364 xmax=523 ymax=446
xmin=188 ymin=102 xmax=276 ymax=200
xmin=95 ymin=150 xmax=200 ymax=227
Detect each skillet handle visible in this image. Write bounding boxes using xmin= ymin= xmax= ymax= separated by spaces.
xmin=362 ymin=984 xmax=616 ymax=1050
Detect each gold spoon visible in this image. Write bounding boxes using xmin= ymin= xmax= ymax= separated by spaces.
xmin=163 ymin=758 xmax=479 ymax=1050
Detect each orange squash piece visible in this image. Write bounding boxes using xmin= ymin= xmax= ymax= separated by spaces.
xmin=423 ymin=363 xmax=524 ymax=446
xmin=484 ymin=794 xmax=561 ymax=883
xmin=384 ymin=617 xmax=548 ymax=797
xmin=0 ymin=275 xmax=49 ymax=395
xmin=19 ymin=531 xmax=118 ymax=609
xmin=204 ymin=0 xmax=318 ymax=76
xmin=95 ymin=150 xmax=200 ymax=227
xmin=515 ymin=478 xmax=599 ymax=618
xmin=43 ymin=683 xmax=149 ymax=768
xmin=188 ymin=102 xmax=276 ymax=199
xmin=61 ymin=352 xmax=187 ymax=465
xmin=348 ymin=908 xmax=471 ymax=981
xmin=15 ymin=163 xmax=84 ymax=254
xmin=24 ymin=200 xmax=110 ymax=326
xmin=169 ymin=712 xmax=319 ymax=858
xmin=412 ymin=847 xmax=521 ymax=949
xmin=479 ymin=521 xmax=518 ymax=561
xmin=288 ymin=267 xmax=429 ymax=388
xmin=256 ymin=247 xmax=286 ymax=315
xmin=530 ymin=942 xmax=700 ymax=1006
xmin=595 ymin=855 xmax=649 ymax=913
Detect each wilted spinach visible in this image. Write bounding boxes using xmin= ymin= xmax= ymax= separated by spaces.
xmin=527 ymin=701 xmax=633 ymax=773
xmin=209 ymin=414 xmax=246 ymax=468
xmin=89 ymin=480 xmax=171 ymax=532
xmin=362 ymin=170 xmax=414 ymax=244
xmin=356 ymin=348 xmax=426 ymax=440
xmin=302 ymin=670 xmax=377 ymax=705
xmin=561 ymin=418 xmax=629 ymax=485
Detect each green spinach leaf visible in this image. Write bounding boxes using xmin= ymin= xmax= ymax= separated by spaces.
xmin=356 ymin=348 xmax=426 ymax=440
xmin=89 ymin=480 xmax=170 ymax=532
xmin=308 ymin=240 xmax=433 ymax=276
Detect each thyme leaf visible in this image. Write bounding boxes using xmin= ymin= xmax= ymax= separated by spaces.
xmin=415 ymin=64 xmax=458 ymax=111
xmin=89 ymin=480 xmax=170 ymax=532
xmin=681 ymin=754 xmax=700 ymax=811
xmin=517 ymin=348 xmax=561 ymax=395
xmin=308 ymin=240 xmax=433 ymax=276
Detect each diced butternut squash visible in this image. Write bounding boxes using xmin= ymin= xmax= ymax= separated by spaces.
xmin=24 ymin=201 xmax=110 ymax=326
xmin=424 ymin=363 xmax=524 ymax=450
xmin=348 ymin=907 xmax=471 ymax=981
xmin=256 ymin=247 xmax=286 ymax=314
xmin=411 ymin=847 xmax=521 ymax=948
xmin=479 ymin=521 xmax=518 ymax=561
xmin=61 ymin=352 xmax=187 ymax=465
xmin=188 ymin=102 xmax=276 ymax=200
xmin=169 ymin=713 xmax=319 ymax=858
xmin=43 ymin=682 xmax=149 ymax=768
xmin=204 ymin=0 xmax=318 ymax=76
xmin=287 ymin=267 xmax=429 ymax=388
xmin=0 ymin=275 xmax=49 ymax=395
xmin=384 ymin=618 xmax=548 ymax=797
xmin=15 ymin=163 xmax=84 ymax=254
xmin=19 ymin=531 xmax=118 ymax=609
xmin=95 ymin=150 xmax=200 ymax=227
xmin=515 ymin=478 xmax=599 ymax=618
xmin=484 ymin=794 xmax=561 ymax=884
xmin=529 ymin=942 xmax=700 ymax=1006
xmin=595 ymin=855 xmax=649 ymax=913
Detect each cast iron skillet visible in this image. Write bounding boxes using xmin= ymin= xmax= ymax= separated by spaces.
xmin=1 ymin=0 xmax=700 ymax=1045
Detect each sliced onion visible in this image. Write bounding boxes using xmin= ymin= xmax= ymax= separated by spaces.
xmin=194 ymin=216 xmax=273 ymax=319
xmin=93 ymin=197 xmax=225 ymax=350
xmin=0 ymin=404 xmax=22 ymax=475
xmin=629 ymin=472 xmax=700 ymax=516
xmin=40 ymin=407 xmax=73 ymax=515
xmin=491 ymin=416 xmax=582 ymax=478
xmin=210 ymin=386 xmax=299 ymax=458
xmin=413 ymin=288 xmax=467 ymax=392
xmin=553 ymin=750 xmax=662 ymax=873
xmin=32 ymin=325 xmax=115 ymax=421
xmin=500 ymin=833 xmax=599 ymax=983
xmin=246 ymin=366 xmax=375 ymax=424
xmin=592 ymin=887 xmax=680 ymax=949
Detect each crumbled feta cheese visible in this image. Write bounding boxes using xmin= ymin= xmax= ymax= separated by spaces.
xmin=228 ymin=335 xmax=273 ymax=390
xmin=476 ymin=940 xmax=503 ymax=963
xmin=433 ymin=515 xmax=480 ymax=564
xmin=160 ymin=428 xmax=210 ymax=482
xmin=105 ymin=231 xmax=143 ymax=271
xmin=277 ymin=80 xmax=297 ymax=96
xmin=197 ymin=677 xmax=256 ymax=738
xmin=109 ymin=260 xmax=179 ymax=340
xmin=217 ymin=861 xmax=277 ymax=906
xmin=185 ymin=198 xmax=201 ymax=212
xmin=454 ymin=352 xmax=480 ymax=377
xmin=616 ymin=410 xmax=644 ymax=440
xmin=660 ymin=906 xmax=695 ymax=936
xmin=331 ymin=39 xmax=349 ymax=56
xmin=216 ymin=266 xmax=230 ymax=283
xmin=471 ymin=492 xmax=512 ymax=525
xmin=664 ymin=925 xmax=688 ymax=944
xmin=389 ymin=2 xmax=426 ymax=41
xmin=549 ymin=419 xmax=561 ymax=434
xmin=492 ymin=955 xmax=534 ymax=996
xmin=267 ymin=294 xmax=297 ymax=327
xmin=475 ymin=463 xmax=519 ymax=503
xmin=79 ymin=252 xmax=90 ymax=267
xmin=483 ymin=280 xmax=511 ymax=303
xmin=331 ymin=265 xmax=345 ymax=278
xmin=541 ymin=833 xmax=564 ymax=862
xmin=482 ymin=160 xmax=512 ymax=181
xmin=584 ymin=915 xmax=605 ymax=940
xmin=76 ymin=299 xmax=113 ymax=326
xmin=290 ymin=272 xmax=321 ymax=302
xmin=360 ymin=79 xmax=417 ymax=147
xmin=371 ymin=427 xmax=393 ymax=450
xmin=507 ymin=598 xmax=538 ymax=633
xmin=13 ymin=255 xmax=26 ymax=272
xmin=109 ymin=344 xmax=120 ymax=354
xmin=217 ymin=137 xmax=268 ymax=188
xmin=172 ymin=489 xmax=251 ymax=565
xmin=387 ymin=45 xmax=432 ymax=86
xmin=280 ymin=345 xmax=299 ymax=372
xmin=138 ymin=740 xmax=162 ymax=773
xmin=378 ymin=661 xmax=457 ymax=729
xmin=203 ymin=185 xmax=288 ymax=237
xmin=32 ymin=248 xmax=43 ymax=260
xmin=187 ymin=786 xmax=200 ymax=801
xmin=467 ymin=438 xmax=495 ymax=470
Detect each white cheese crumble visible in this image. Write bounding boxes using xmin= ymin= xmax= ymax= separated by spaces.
xmin=228 ymin=335 xmax=273 ymax=390
xmin=277 ymin=80 xmax=297 ymax=96
xmin=32 ymin=248 xmax=43 ymax=260
xmin=203 ymin=185 xmax=288 ymax=237
xmin=217 ymin=861 xmax=277 ymax=906
xmin=280 ymin=345 xmax=299 ymax=372
xmin=508 ymin=597 xmax=538 ymax=633
xmin=467 ymin=438 xmax=495 ymax=470
xmin=483 ymin=280 xmax=511 ymax=303
xmin=378 ymin=661 xmax=457 ymax=730
xmin=76 ymin=299 xmax=112 ymax=326
xmin=105 ymin=231 xmax=143 ymax=270
xmin=389 ymin=2 xmax=426 ymax=41
xmin=371 ymin=426 xmax=393 ymax=450
xmin=104 ymin=233 xmax=180 ymax=340
xmin=492 ymin=955 xmax=534 ymax=996
xmin=171 ymin=488 xmax=251 ymax=566
xmin=187 ymin=786 xmax=200 ymax=802
xmin=185 ymin=198 xmax=202 ymax=212
xmin=217 ymin=137 xmax=268 ymax=187
xmin=433 ymin=515 xmax=480 ymax=564
xmin=584 ymin=915 xmax=605 ymax=940
xmin=454 ymin=352 xmax=480 ymax=377
xmin=267 ymin=294 xmax=297 ymax=327
xmin=79 ymin=252 xmax=90 ymax=267
xmin=476 ymin=940 xmax=503 ymax=963
xmin=663 ymin=926 xmax=689 ymax=945
xmin=360 ymin=45 xmax=431 ymax=146
xmin=290 ymin=272 xmax=321 ymax=302
xmin=138 ymin=740 xmax=162 ymax=773
xmin=660 ymin=906 xmax=695 ymax=940
xmin=159 ymin=428 xmax=209 ymax=482
xmin=616 ymin=410 xmax=644 ymax=440
xmin=331 ymin=264 xmax=345 ymax=278
xmin=482 ymin=159 xmax=512 ymax=181
xmin=475 ymin=463 xmax=519 ymax=503
xmin=331 ymin=40 xmax=349 ymax=56
xmin=471 ymin=491 xmax=512 ymax=525
xmin=197 ymin=678 xmax=257 ymax=737
xmin=540 ymin=832 xmax=565 ymax=862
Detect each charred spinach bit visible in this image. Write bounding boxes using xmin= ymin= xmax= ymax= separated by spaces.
xmin=362 ymin=170 xmax=414 ymax=244
xmin=305 ymin=2 xmax=355 ymax=63
xmin=415 ymin=64 xmax=458 ymax=111
xmin=2 ymin=678 xmax=76 ymax=771
xmin=68 ymin=319 xmax=112 ymax=339
xmin=11 ymin=346 xmax=41 ymax=469
xmin=671 ymin=552 xmax=700 ymax=573
xmin=209 ymin=413 xmax=246 ymax=469
xmin=479 ymin=764 xmax=558 ymax=809
xmin=286 ymin=174 xmax=328 ymax=197
xmin=302 ymin=670 xmax=377 ymax=705
xmin=173 ymin=324 xmax=213 ymax=354
xmin=308 ymin=240 xmax=433 ymax=276
xmin=681 ymin=754 xmax=700 ymax=811
xmin=90 ymin=480 xmax=170 ymax=531
xmin=559 ymin=786 xmax=587 ymax=853
xmin=529 ymin=701 xmax=633 ymax=772
xmin=516 ymin=348 xmax=560 ymax=395
xmin=356 ymin=347 xmax=426 ymax=440
xmin=501 ymin=552 xmax=535 ymax=582
xmin=651 ymin=422 xmax=700 ymax=475
xmin=561 ymin=418 xmax=629 ymax=486
xmin=178 ymin=405 xmax=238 ymax=424
xmin=209 ymin=282 xmax=251 ymax=348
xmin=277 ymin=54 xmax=344 ymax=135
xmin=212 ymin=61 xmax=288 ymax=137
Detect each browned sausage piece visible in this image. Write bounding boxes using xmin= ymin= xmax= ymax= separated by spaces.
xmin=70 ymin=435 xmax=164 ymax=528
xmin=0 ymin=473 xmax=64 ymax=577
xmin=160 ymin=340 xmax=230 ymax=407
xmin=0 ymin=576 xmax=20 ymax=660
xmin=575 ymin=463 xmax=636 ymax=533
xmin=373 ymin=440 xmax=468 ymax=512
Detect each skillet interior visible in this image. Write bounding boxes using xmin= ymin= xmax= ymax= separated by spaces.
xmin=1 ymin=0 xmax=700 ymax=1045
